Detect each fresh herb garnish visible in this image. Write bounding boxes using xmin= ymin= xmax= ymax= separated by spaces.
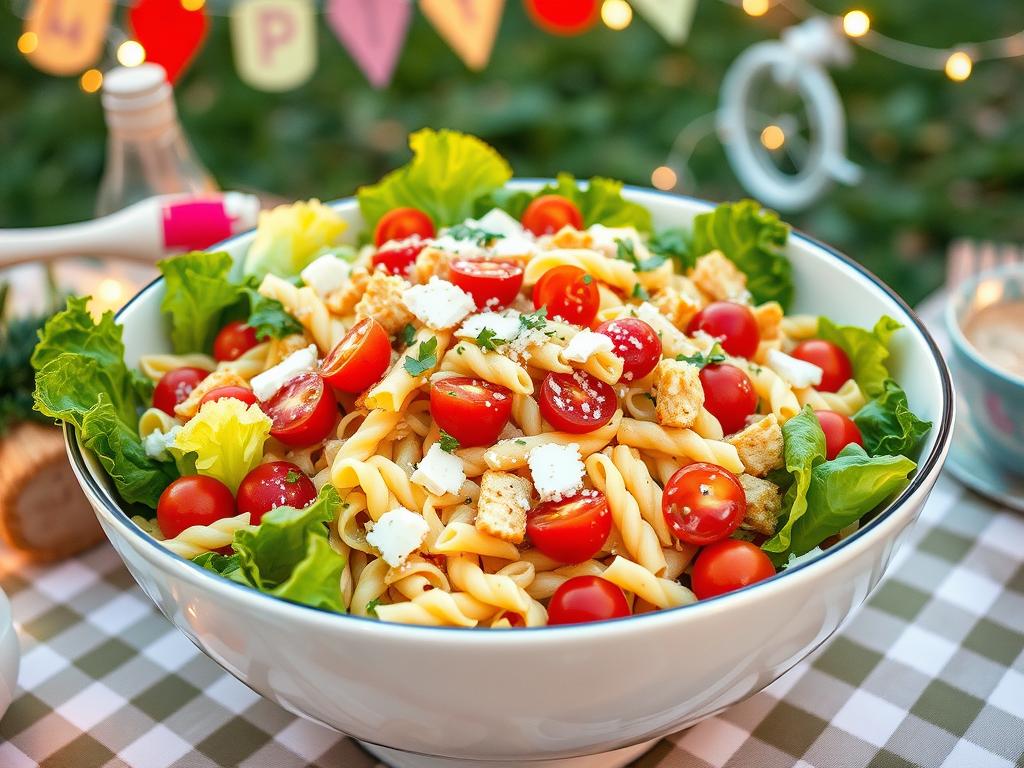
xmin=0 ymin=281 xmax=60 ymax=434
xmin=514 ymin=439 xmax=527 ymax=445
xmin=475 ymin=327 xmax=507 ymax=351
xmin=643 ymin=392 xmax=657 ymax=406
xmin=519 ymin=307 xmax=548 ymax=331
xmin=631 ymin=283 xmax=650 ymax=300
xmin=399 ymin=323 xmax=416 ymax=347
xmin=286 ymin=469 xmax=301 ymax=483
xmin=582 ymin=274 xmax=593 ymax=285
xmin=439 ymin=430 xmax=460 ymax=453
xmin=445 ymin=223 xmax=501 ymax=246
xmin=366 ymin=598 xmax=382 ymax=617
xmin=676 ymin=343 xmax=727 ymax=369
xmin=615 ymin=237 xmax=665 ymax=272
xmin=403 ymin=336 xmax=438 ymax=376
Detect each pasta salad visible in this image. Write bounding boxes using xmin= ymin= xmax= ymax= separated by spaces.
xmin=33 ymin=129 xmax=932 ymax=628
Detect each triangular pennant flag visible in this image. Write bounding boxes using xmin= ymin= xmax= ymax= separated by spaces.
xmin=128 ymin=0 xmax=209 ymax=82
xmin=326 ymin=0 xmax=411 ymax=88
xmin=23 ymin=0 xmax=114 ymax=75
xmin=231 ymin=0 xmax=317 ymax=92
xmin=631 ymin=0 xmax=698 ymax=44
xmin=419 ymin=0 xmax=504 ymax=71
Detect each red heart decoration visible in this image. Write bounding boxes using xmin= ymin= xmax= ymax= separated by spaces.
xmin=128 ymin=0 xmax=209 ymax=82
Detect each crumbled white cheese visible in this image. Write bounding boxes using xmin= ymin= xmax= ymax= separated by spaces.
xmin=498 ymin=422 xmax=525 ymax=441
xmin=144 ymin=426 xmax=181 ymax=462
xmin=636 ymin=302 xmax=664 ymax=324
xmin=528 ymin=443 xmax=585 ymax=502
xmin=490 ymin=235 xmax=537 ymax=258
xmin=588 ymin=224 xmax=646 ymax=259
xmin=300 ymin=254 xmax=350 ymax=296
xmin=473 ymin=208 xmax=526 ymax=239
xmin=411 ymin=443 xmax=467 ymax=496
xmin=402 ymin=277 xmax=476 ymax=330
xmin=250 ymin=344 xmax=318 ymax=401
xmin=456 ymin=310 xmax=522 ymax=344
xmin=430 ymin=235 xmax=486 ymax=258
xmin=365 ymin=507 xmax=430 ymax=567
xmin=563 ymin=330 xmax=615 ymax=363
xmin=767 ymin=348 xmax=824 ymax=389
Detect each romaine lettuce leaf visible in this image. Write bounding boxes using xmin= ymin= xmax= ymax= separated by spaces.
xmin=690 ymin=200 xmax=793 ymax=308
xmin=817 ymin=315 xmax=902 ymax=398
xmin=159 ymin=251 xmax=240 ymax=354
xmin=358 ymin=129 xmax=513 ymax=230
xmin=853 ymin=379 xmax=932 ymax=457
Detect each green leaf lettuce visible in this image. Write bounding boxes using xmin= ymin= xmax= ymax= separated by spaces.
xmin=159 ymin=251 xmax=240 ymax=354
xmin=853 ymin=379 xmax=932 ymax=457
xmin=817 ymin=315 xmax=902 ymax=398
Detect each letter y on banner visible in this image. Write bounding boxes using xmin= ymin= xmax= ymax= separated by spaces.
xmin=327 ymin=0 xmax=412 ymax=89
xmin=23 ymin=0 xmax=113 ymax=75
xmin=231 ymin=0 xmax=317 ymax=91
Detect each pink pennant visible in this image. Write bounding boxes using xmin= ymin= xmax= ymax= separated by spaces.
xmin=326 ymin=0 xmax=411 ymax=88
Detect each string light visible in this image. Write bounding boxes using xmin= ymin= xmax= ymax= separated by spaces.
xmin=181 ymin=0 xmax=205 ymax=9
xmin=651 ymin=166 xmax=677 ymax=190
xmin=601 ymin=0 xmax=632 ymax=31
xmin=79 ymin=68 xmax=103 ymax=93
xmin=760 ymin=124 xmax=786 ymax=150
xmin=117 ymin=40 xmax=146 ymax=67
xmin=945 ymin=50 xmax=973 ymax=81
xmin=742 ymin=0 xmax=771 ymax=17
xmin=842 ymin=10 xmax=870 ymax=38
xmin=16 ymin=31 xmax=37 ymax=54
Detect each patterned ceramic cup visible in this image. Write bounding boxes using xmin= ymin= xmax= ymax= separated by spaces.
xmin=946 ymin=264 xmax=1024 ymax=475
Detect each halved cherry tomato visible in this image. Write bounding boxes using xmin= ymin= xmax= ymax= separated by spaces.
xmin=532 ymin=265 xmax=600 ymax=326
xmin=791 ymin=340 xmax=853 ymax=393
xmin=663 ymin=462 xmax=747 ymax=546
xmin=527 ymin=491 xmax=611 ymax=564
xmin=498 ymin=611 xmax=525 ymax=627
xmin=521 ymin=194 xmax=584 ymax=236
xmin=691 ymin=540 xmax=776 ymax=599
xmin=374 ymin=207 xmax=435 ymax=247
xmin=547 ymin=576 xmax=630 ymax=626
xmin=372 ymin=239 xmax=426 ymax=276
xmin=538 ymin=371 xmax=616 ymax=434
xmin=321 ymin=318 xmax=392 ymax=393
xmin=153 ymin=367 xmax=209 ymax=415
xmin=687 ymin=302 xmax=760 ymax=359
xmin=815 ymin=410 xmax=864 ymax=460
xmin=236 ymin=461 xmax=317 ymax=525
xmin=699 ymin=363 xmax=757 ymax=435
xmin=199 ymin=386 xmax=258 ymax=409
xmin=430 ymin=377 xmax=513 ymax=447
xmin=157 ymin=475 xmax=235 ymax=540
xmin=594 ymin=318 xmax=662 ymax=382
xmin=449 ymin=259 xmax=525 ymax=310
xmin=213 ymin=321 xmax=260 ymax=362
xmin=262 ymin=372 xmax=338 ymax=447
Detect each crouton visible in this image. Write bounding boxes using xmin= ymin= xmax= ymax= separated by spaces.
xmin=651 ymin=286 xmax=703 ymax=331
xmin=475 ymin=471 xmax=533 ymax=544
xmin=354 ymin=271 xmax=415 ymax=335
xmin=413 ymin=247 xmax=451 ymax=284
xmin=325 ymin=265 xmax=370 ymax=316
xmin=691 ymin=251 xmax=748 ymax=302
xmin=728 ymin=414 xmax=784 ymax=476
xmin=739 ymin=474 xmax=783 ymax=536
xmin=174 ymin=369 xmax=251 ymax=420
xmin=653 ymin=358 xmax=704 ymax=429
xmin=753 ymin=301 xmax=783 ymax=340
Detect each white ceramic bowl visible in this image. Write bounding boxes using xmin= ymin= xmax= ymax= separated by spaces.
xmin=65 ymin=185 xmax=953 ymax=768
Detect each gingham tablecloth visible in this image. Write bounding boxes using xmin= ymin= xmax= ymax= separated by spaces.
xmin=0 ymin=474 xmax=1022 ymax=768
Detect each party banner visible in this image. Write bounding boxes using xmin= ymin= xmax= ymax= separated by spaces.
xmin=128 ymin=0 xmax=209 ymax=82
xmin=326 ymin=0 xmax=411 ymax=88
xmin=232 ymin=0 xmax=317 ymax=91
xmin=22 ymin=0 xmax=114 ymax=75
xmin=630 ymin=0 xmax=698 ymax=44
xmin=419 ymin=0 xmax=504 ymax=70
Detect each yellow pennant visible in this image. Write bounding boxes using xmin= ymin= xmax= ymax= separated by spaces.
xmin=419 ymin=0 xmax=504 ymax=71
xmin=630 ymin=0 xmax=698 ymax=44
xmin=231 ymin=0 xmax=317 ymax=91
xmin=22 ymin=0 xmax=113 ymax=75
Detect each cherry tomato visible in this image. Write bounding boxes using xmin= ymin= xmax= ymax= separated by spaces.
xmin=691 ymin=540 xmax=776 ymax=599
xmin=527 ymin=491 xmax=611 ymax=564
xmin=374 ymin=207 xmax=435 ymax=247
xmin=538 ymin=371 xmax=616 ymax=434
xmin=521 ymin=194 xmax=584 ymax=236
xmin=815 ymin=410 xmax=864 ymax=460
xmin=262 ymin=372 xmax=338 ymax=447
xmin=547 ymin=576 xmax=630 ymax=626
xmin=153 ymin=367 xmax=209 ymax=415
xmin=212 ymin=321 xmax=260 ymax=362
xmin=791 ymin=340 xmax=854 ymax=393
xmin=662 ymin=462 xmax=747 ymax=546
xmin=236 ymin=461 xmax=317 ymax=525
xmin=199 ymin=386 xmax=258 ymax=409
xmin=320 ymin=318 xmax=392 ymax=393
xmin=430 ymin=377 xmax=513 ymax=447
xmin=699 ymin=363 xmax=757 ymax=435
xmin=687 ymin=302 xmax=760 ymax=359
xmin=372 ymin=240 xmax=426 ymax=276
xmin=157 ymin=475 xmax=235 ymax=540
xmin=594 ymin=318 xmax=662 ymax=382
xmin=498 ymin=611 xmax=525 ymax=627
xmin=532 ymin=265 xmax=600 ymax=326
xmin=448 ymin=259 xmax=525 ymax=310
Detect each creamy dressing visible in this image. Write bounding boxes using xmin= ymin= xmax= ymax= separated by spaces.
xmin=963 ymin=300 xmax=1024 ymax=378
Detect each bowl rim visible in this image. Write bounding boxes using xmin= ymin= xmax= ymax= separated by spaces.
xmin=66 ymin=184 xmax=954 ymax=639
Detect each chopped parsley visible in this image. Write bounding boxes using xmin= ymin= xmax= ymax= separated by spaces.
xmin=514 ymin=438 xmax=527 ymax=445
xmin=445 ymin=223 xmax=501 ymax=245
xmin=582 ymin=274 xmax=593 ymax=285
xmin=438 ymin=430 xmax=461 ymax=453
xmin=285 ymin=469 xmax=302 ymax=483
xmin=475 ymin=327 xmax=506 ymax=351
xmin=519 ymin=307 xmax=548 ymax=331
xmin=399 ymin=323 xmax=416 ymax=347
xmin=403 ymin=336 xmax=438 ymax=376
xmin=631 ymin=282 xmax=650 ymax=300
xmin=643 ymin=392 xmax=657 ymax=406
xmin=615 ymin=237 xmax=666 ymax=272
xmin=676 ymin=343 xmax=727 ymax=369
xmin=366 ymin=598 xmax=382 ymax=617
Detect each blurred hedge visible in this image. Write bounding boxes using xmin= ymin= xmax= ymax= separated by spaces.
xmin=1 ymin=0 xmax=1022 ymax=304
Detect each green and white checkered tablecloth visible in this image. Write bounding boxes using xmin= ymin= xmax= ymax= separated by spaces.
xmin=0 ymin=474 xmax=1021 ymax=768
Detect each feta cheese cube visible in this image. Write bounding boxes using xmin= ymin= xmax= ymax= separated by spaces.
xmin=250 ymin=344 xmax=318 ymax=401
xmin=300 ymin=254 xmax=351 ymax=297
xmin=474 ymin=208 xmax=527 ymax=239
xmin=528 ymin=442 xmax=585 ymax=502
xmin=411 ymin=443 xmax=467 ymax=496
xmin=365 ymin=507 xmax=429 ymax=567
xmin=563 ymin=330 xmax=615 ymax=363
xmin=402 ymin=277 xmax=477 ymax=330
xmin=456 ymin=310 xmax=522 ymax=344
xmin=144 ymin=426 xmax=181 ymax=462
xmin=767 ymin=349 xmax=823 ymax=389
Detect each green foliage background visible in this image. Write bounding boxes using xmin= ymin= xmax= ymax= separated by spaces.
xmin=1 ymin=0 xmax=1022 ymax=304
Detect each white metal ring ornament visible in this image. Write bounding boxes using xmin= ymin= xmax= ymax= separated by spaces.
xmin=717 ymin=18 xmax=863 ymax=212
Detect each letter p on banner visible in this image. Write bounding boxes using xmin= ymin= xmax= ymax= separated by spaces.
xmin=23 ymin=0 xmax=114 ymax=75
xmin=232 ymin=0 xmax=316 ymax=91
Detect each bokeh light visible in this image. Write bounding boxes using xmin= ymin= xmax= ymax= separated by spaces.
xmin=17 ymin=32 xmax=38 ymax=55
xmin=651 ymin=166 xmax=678 ymax=190
xmin=760 ymin=124 xmax=786 ymax=150
xmin=601 ymin=0 xmax=633 ymax=31
xmin=79 ymin=69 xmax=103 ymax=93
xmin=843 ymin=10 xmax=870 ymax=38
xmin=742 ymin=0 xmax=770 ymax=17
xmin=945 ymin=51 xmax=972 ymax=81
xmin=117 ymin=40 xmax=146 ymax=68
